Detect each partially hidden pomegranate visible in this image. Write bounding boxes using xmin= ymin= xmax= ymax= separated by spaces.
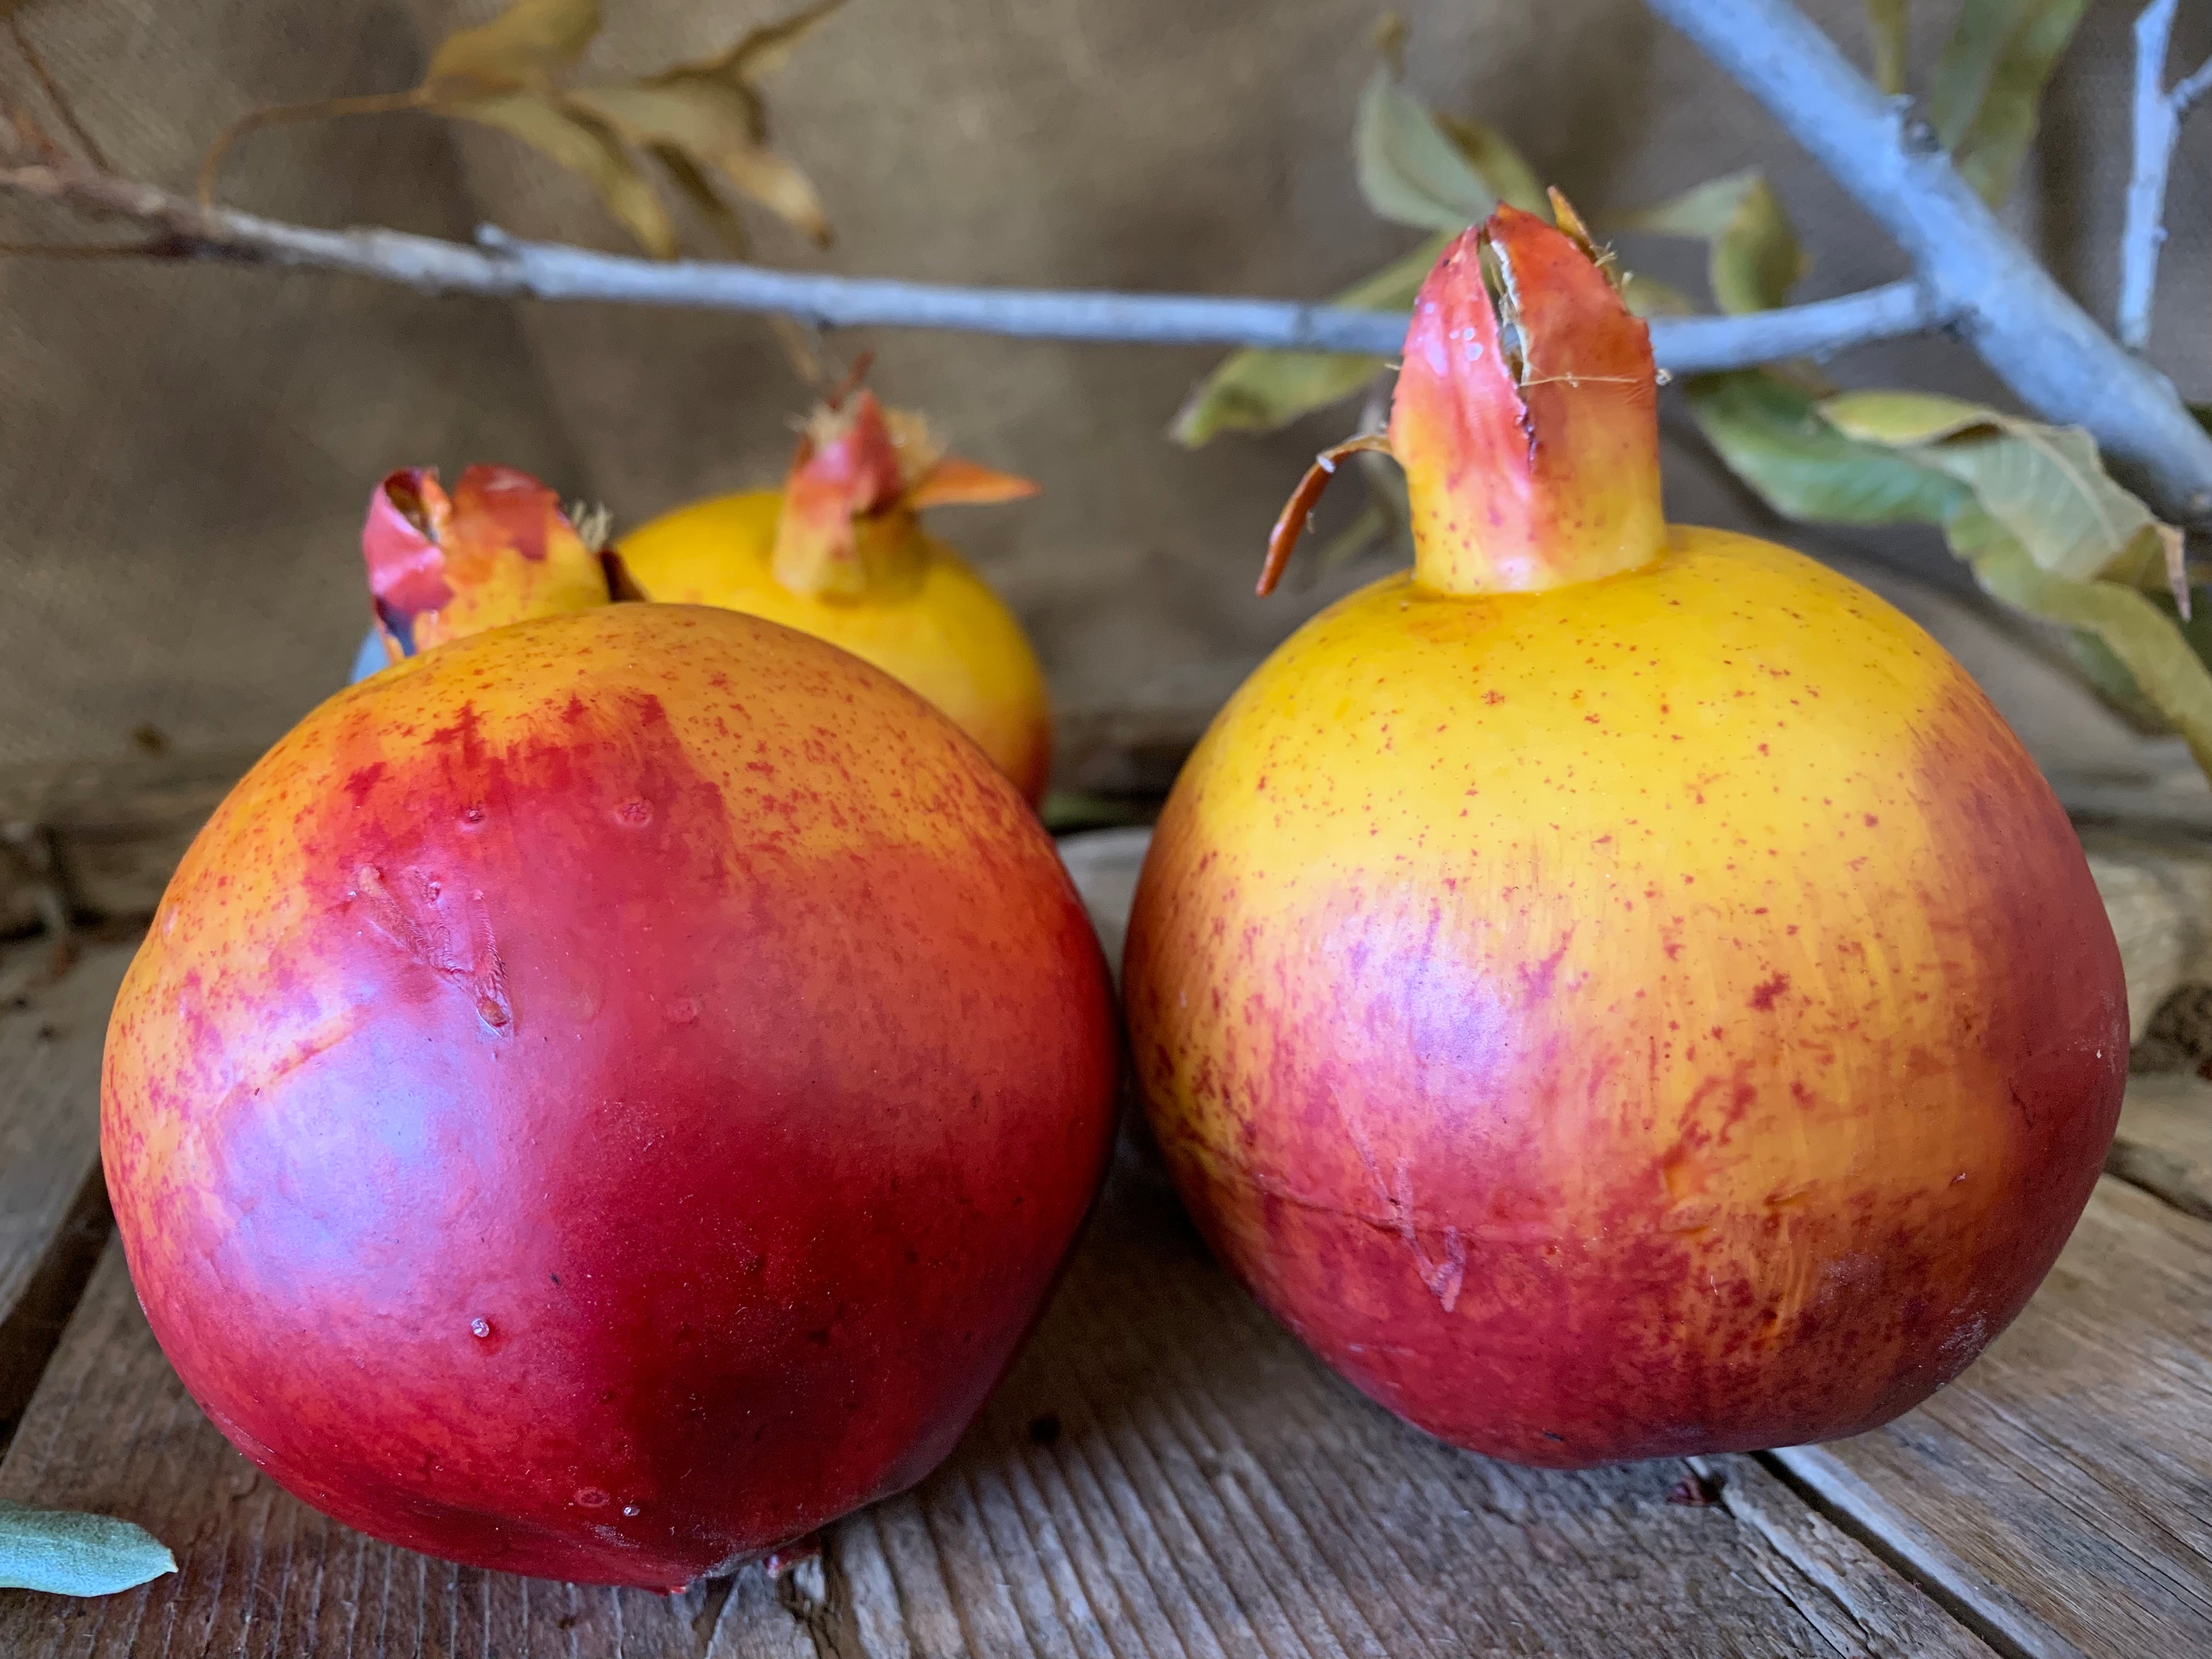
xmin=1122 ymin=202 xmax=2126 ymax=1468
xmin=103 ymin=601 xmax=1119 ymax=1587
xmin=618 ymin=390 xmax=1054 ymax=802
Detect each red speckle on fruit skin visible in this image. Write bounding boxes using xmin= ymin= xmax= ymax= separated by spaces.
xmin=102 ymin=605 xmax=1119 ymax=1588
xmin=1123 ymin=545 xmax=2125 ymax=1471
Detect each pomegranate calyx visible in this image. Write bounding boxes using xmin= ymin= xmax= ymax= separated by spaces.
xmin=771 ymin=391 xmax=1036 ymax=600
xmin=1386 ymin=201 xmax=1665 ymax=596
xmin=362 ymin=464 xmax=612 ymax=661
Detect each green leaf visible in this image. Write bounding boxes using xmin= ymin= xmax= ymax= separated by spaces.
xmin=426 ymin=0 xmax=602 ymax=99
xmin=1168 ymin=233 xmax=1448 ymax=447
xmin=1970 ymin=534 xmax=2212 ymax=780
xmin=0 ymin=1501 xmax=176 ymax=1596
xmin=1432 ymin=112 xmax=1548 ymax=215
xmin=1354 ymin=67 xmax=1498 ymax=232
xmin=1867 ymin=0 xmax=1910 ymax=96
xmin=1617 ymin=171 xmax=1807 ymax=314
xmin=1820 ymin=390 xmax=2175 ymax=586
xmin=1926 ymin=0 xmax=2090 ymax=207
xmin=1682 ymin=371 xmax=1969 ymax=527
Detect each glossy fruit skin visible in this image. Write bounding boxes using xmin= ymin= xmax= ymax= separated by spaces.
xmin=1124 ymin=531 xmax=2126 ymax=1468
xmin=620 ymin=492 xmax=1053 ymax=803
xmin=104 ymin=604 xmax=1117 ymax=1587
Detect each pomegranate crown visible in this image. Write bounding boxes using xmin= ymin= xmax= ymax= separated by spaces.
xmin=1261 ymin=195 xmax=1666 ymax=599
xmin=363 ymin=465 xmax=630 ymax=664
xmin=771 ymin=384 xmax=1038 ymax=599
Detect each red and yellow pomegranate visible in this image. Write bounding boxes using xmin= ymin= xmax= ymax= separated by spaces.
xmin=1122 ymin=203 xmax=2126 ymax=1467
xmin=360 ymin=463 xmax=628 ymax=664
xmin=619 ymin=390 xmax=1054 ymax=802
xmin=103 ymin=601 xmax=1118 ymax=1587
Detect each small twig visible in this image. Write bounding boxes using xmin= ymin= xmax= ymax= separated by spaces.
xmin=2120 ymin=0 xmax=2212 ymax=353
xmin=0 ymin=153 xmax=1956 ymax=373
xmin=3 ymin=14 xmax=108 ymax=171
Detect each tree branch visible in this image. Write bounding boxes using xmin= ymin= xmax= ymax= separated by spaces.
xmin=0 ymin=153 xmax=1953 ymax=375
xmin=1643 ymin=0 xmax=2212 ymax=527
xmin=2120 ymin=0 xmax=2212 ymax=353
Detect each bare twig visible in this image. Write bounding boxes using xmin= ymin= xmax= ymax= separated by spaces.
xmin=1643 ymin=0 xmax=2212 ymax=528
xmin=2120 ymin=0 xmax=2212 ymax=353
xmin=3 ymin=14 xmax=108 ymax=171
xmin=0 ymin=151 xmax=1954 ymax=372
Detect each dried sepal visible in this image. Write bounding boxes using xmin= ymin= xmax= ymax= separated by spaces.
xmin=1257 ymin=435 xmax=1394 ymax=597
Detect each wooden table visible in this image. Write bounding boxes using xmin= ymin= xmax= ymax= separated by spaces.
xmin=4 ymin=879 xmax=2210 ymax=1657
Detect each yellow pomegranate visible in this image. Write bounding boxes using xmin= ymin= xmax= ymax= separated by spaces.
xmin=1122 ymin=204 xmax=2126 ymax=1467
xmin=619 ymin=391 xmax=1052 ymax=803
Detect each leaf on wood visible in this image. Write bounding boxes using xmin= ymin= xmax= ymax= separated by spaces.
xmin=1866 ymin=0 xmax=1910 ymax=97
xmin=1683 ymin=370 xmax=1968 ymax=527
xmin=1354 ymin=66 xmax=1499 ymax=232
xmin=1926 ymin=0 xmax=2090 ymax=207
xmin=1820 ymin=390 xmax=2181 ymax=592
xmin=0 ymin=1500 xmax=175 ymax=1597
xmin=1618 ymin=170 xmax=1807 ymax=314
xmin=1169 ymin=233 xmax=1448 ymax=447
xmin=1971 ymin=533 xmax=2212 ymax=781
xmin=455 ymin=92 xmax=677 ymax=257
xmin=425 ymin=0 xmax=601 ymax=99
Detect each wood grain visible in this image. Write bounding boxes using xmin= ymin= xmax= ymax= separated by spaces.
xmin=0 ymin=1162 xmax=1992 ymax=1656
xmin=0 ymin=940 xmax=133 ymax=1447
xmin=1775 ymin=1177 xmax=2212 ymax=1659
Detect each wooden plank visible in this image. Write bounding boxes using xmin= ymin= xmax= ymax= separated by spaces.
xmin=1775 ymin=1176 xmax=2212 ymax=1659
xmin=0 ymin=1167 xmax=1992 ymax=1656
xmin=0 ymin=940 xmax=134 ymax=1447
xmin=2108 ymin=1070 xmax=2212 ymax=1221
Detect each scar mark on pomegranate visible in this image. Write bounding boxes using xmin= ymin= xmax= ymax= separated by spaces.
xmin=349 ymin=864 xmax=513 ymax=1032
xmin=1346 ymin=1130 xmax=1466 ymax=1312
xmin=1748 ymin=974 xmax=1790 ymax=1011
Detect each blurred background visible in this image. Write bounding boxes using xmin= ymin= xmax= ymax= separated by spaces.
xmin=2 ymin=0 xmax=2209 ymax=794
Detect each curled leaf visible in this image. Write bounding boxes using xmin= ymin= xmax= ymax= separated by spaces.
xmin=1170 ymin=233 xmax=1448 ymax=447
xmin=1354 ymin=66 xmax=1499 ymax=232
xmin=566 ymin=0 xmax=845 ymax=245
xmin=425 ymin=0 xmax=602 ymax=99
xmin=1971 ymin=533 xmax=2212 ymax=780
xmin=1683 ymin=371 xmax=1968 ymax=527
xmin=1618 ymin=170 xmax=1807 ymax=314
xmin=456 ymin=93 xmax=676 ymax=256
xmin=0 ymin=1500 xmax=175 ymax=1596
xmin=1819 ymin=390 xmax=2180 ymax=589
xmin=1927 ymin=0 xmax=2090 ymax=207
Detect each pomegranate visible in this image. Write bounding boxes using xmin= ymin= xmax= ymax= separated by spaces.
xmin=103 ymin=603 xmax=1119 ymax=1587
xmin=618 ymin=390 xmax=1054 ymax=802
xmin=358 ymin=464 xmax=629 ymax=667
xmin=1122 ymin=204 xmax=2126 ymax=1468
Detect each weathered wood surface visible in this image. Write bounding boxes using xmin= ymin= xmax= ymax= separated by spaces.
xmin=0 ymin=1184 xmax=1997 ymax=1658
xmin=2108 ymin=1069 xmax=2212 ymax=1221
xmin=1774 ymin=1175 xmax=2212 ymax=1659
xmin=0 ymin=940 xmax=133 ymax=1444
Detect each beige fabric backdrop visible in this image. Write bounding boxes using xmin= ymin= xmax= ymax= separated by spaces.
xmin=4 ymin=0 xmax=2208 ymax=780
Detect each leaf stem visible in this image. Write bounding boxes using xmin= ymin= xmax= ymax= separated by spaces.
xmin=197 ymin=89 xmax=430 ymax=207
